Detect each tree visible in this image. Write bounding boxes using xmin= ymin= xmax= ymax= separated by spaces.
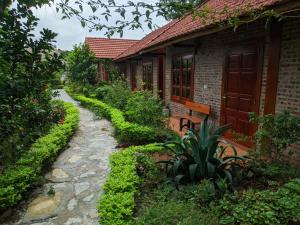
xmin=65 ymin=43 xmax=97 ymax=85
xmin=55 ymin=0 xmax=300 ymax=37
xmin=56 ymin=0 xmax=203 ymax=37
xmin=0 ymin=3 xmax=62 ymax=165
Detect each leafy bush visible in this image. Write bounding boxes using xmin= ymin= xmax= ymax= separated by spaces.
xmin=136 ymin=200 xmax=217 ymax=225
xmin=255 ymin=162 xmax=299 ymax=181
xmin=136 ymin=153 xmax=163 ymax=187
xmin=0 ymin=102 xmax=79 ymax=210
xmin=100 ymin=80 xmax=131 ymax=110
xmin=66 ymin=91 xmax=172 ymax=144
xmin=0 ymin=4 xmax=62 ymax=166
xmin=161 ymin=117 xmax=245 ymax=187
xmin=216 ymin=178 xmax=300 ymax=225
xmin=65 ymin=43 xmax=97 ymax=85
xmin=98 ymin=144 xmax=164 ymax=225
xmin=250 ymin=112 xmax=300 ymax=162
xmin=125 ymin=90 xmax=165 ymax=127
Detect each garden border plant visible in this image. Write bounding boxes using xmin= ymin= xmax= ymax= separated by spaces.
xmin=98 ymin=144 xmax=164 ymax=225
xmin=65 ymin=88 xmax=170 ymax=144
xmin=0 ymin=102 xmax=79 ymax=210
xmin=97 ymin=143 xmax=300 ymax=225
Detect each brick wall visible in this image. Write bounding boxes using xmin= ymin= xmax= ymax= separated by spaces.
xmin=125 ymin=57 xmax=160 ymax=94
xmin=165 ymin=20 xmax=270 ymax=125
xmin=276 ymin=18 xmax=300 ymax=165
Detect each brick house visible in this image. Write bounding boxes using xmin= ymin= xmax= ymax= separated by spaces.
xmin=85 ymin=37 xmax=138 ymax=81
xmin=88 ymin=0 xmax=300 ymax=163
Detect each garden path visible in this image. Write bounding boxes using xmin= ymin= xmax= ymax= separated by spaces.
xmin=6 ymin=90 xmax=117 ymax=225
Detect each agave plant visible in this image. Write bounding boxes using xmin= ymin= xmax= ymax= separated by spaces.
xmin=160 ymin=117 xmax=245 ymax=186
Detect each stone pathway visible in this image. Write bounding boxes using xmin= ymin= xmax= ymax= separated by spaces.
xmin=3 ymin=90 xmax=117 ymax=225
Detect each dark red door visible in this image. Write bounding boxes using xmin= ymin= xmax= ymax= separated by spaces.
xmin=221 ymin=44 xmax=262 ymax=137
xmin=130 ymin=63 xmax=137 ymax=91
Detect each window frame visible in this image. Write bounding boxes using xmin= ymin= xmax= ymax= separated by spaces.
xmin=142 ymin=60 xmax=154 ymax=91
xmin=171 ymin=53 xmax=194 ymax=103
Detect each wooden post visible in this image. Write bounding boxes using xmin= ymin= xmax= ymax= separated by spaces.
xmin=264 ymin=19 xmax=282 ymax=114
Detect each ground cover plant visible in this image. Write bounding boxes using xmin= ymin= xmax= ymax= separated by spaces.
xmin=0 ymin=101 xmax=79 ymax=210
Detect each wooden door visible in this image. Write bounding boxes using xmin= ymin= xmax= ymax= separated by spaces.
xmin=221 ymin=44 xmax=262 ymax=137
xmin=130 ymin=63 xmax=137 ymax=91
xmin=158 ymin=56 xmax=165 ymax=99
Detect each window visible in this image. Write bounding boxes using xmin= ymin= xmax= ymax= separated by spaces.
xmin=143 ymin=61 xmax=153 ymax=90
xmin=171 ymin=54 xmax=193 ymax=101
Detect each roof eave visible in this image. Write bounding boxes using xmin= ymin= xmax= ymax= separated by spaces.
xmin=114 ymin=0 xmax=300 ymax=62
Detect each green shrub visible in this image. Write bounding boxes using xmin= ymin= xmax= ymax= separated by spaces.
xmin=0 ymin=102 xmax=79 ymax=210
xmin=257 ymin=163 xmax=299 ymax=181
xmin=98 ymin=144 xmax=164 ymax=225
xmin=66 ymin=91 xmax=171 ymax=144
xmin=216 ymin=178 xmax=300 ymax=225
xmin=136 ymin=153 xmax=163 ymax=186
xmin=93 ymin=84 xmax=112 ymax=100
xmin=100 ymin=80 xmax=131 ymax=110
xmin=250 ymin=112 xmax=300 ymax=162
xmin=125 ymin=90 xmax=166 ymax=128
xmin=0 ymin=5 xmax=62 ymax=166
xmin=65 ymin=43 xmax=97 ymax=85
xmin=137 ymin=199 xmax=218 ymax=225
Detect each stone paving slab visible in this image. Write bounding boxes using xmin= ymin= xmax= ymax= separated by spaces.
xmin=2 ymin=90 xmax=117 ymax=225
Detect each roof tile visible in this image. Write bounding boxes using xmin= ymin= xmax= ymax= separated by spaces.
xmin=114 ymin=0 xmax=284 ymax=61
xmin=85 ymin=37 xmax=138 ymax=59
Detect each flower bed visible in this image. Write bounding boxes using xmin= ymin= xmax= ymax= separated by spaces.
xmin=98 ymin=143 xmax=300 ymax=225
xmin=0 ymin=102 xmax=79 ymax=210
xmin=66 ymin=89 xmax=171 ymax=144
xmin=97 ymin=144 xmax=164 ymax=225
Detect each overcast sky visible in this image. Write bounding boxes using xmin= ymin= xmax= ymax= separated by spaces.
xmin=32 ymin=1 xmax=167 ymax=50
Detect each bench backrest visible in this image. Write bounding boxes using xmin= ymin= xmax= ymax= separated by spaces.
xmin=185 ymin=101 xmax=211 ymax=115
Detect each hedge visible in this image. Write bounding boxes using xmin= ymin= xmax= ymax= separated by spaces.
xmin=98 ymin=144 xmax=164 ymax=225
xmin=0 ymin=102 xmax=79 ymax=210
xmin=65 ymin=89 xmax=167 ymax=144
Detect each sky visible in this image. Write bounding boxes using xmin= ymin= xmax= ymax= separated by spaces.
xmin=32 ymin=0 xmax=167 ymax=50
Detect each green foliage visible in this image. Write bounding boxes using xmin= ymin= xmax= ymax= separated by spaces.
xmin=50 ymin=70 xmax=63 ymax=89
xmin=255 ymin=163 xmax=299 ymax=181
xmin=65 ymin=43 xmax=97 ymax=85
xmin=125 ymin=90 xmax=166 ymax=128
xmin=136 ymin=180 xmax=219 ymax=225
xmin=161 ymin=118 xmax=245 ymax=187
xmin=136 ymin=200 xmax=217 ymax=225
xmin=66 ymin=90 xmax=171 ymax=144
xmin=0 ymin=102 xmax=79 ymax=210
xmin=250 ymin=112 xmax=300 ymax=162
xmin=98 ymin=144 xmax=164 ymax=225
xmin=0 ymin=4 xmax=62 ymax=165
xmin=99 ymin=80 xmax=131 ymax=110
xmin=215 ymin=179 xmax=300 ymax=225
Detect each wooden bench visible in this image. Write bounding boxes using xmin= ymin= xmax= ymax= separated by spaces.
xmin=175 ymin=101 xmax=211 ymax=131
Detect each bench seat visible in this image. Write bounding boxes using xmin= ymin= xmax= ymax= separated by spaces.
xmin=173 ymin=101 xmax=211 ymax=132
xmin=173 ymin=114 xmax=203 ymax=124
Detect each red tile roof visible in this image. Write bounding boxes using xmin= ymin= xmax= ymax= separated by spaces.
xmin=114 ymin=20 xmax=178 ymax=60
xmin=85 ymin=37 xmax=138 ymax=59
xmin=114 ymin=0 xmax=285 ymax=61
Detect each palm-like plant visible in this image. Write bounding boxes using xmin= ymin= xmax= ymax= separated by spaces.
xmin=161 ymin=117 xmax=245 ymax=186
